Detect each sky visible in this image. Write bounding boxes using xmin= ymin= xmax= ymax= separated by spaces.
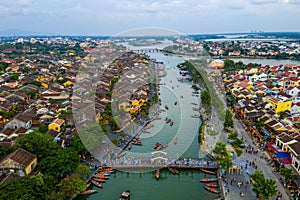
xmin=0 ymin=0 xmax=299 ymax=36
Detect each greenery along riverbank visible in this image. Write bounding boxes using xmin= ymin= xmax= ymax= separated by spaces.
xmin=180 ymin=60 xmax=226 ymax=122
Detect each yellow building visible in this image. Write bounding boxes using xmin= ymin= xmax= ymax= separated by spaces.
xmin=264 ymin=96 xmax=292 ymax=114
xmin=0 ymin=148 xmax=37 ymax=176
xmin=48 ymin=118 xmax=65 ymax=132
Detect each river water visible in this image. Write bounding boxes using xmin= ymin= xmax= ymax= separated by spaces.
xmin=84 ymin=41 xmax=220 ymax=200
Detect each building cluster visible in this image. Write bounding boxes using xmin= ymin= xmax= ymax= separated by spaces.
xmin=0 ymin=37 xmax=146 ymax=181
xmin=223 ymin=63 xmax=300 ymax=175
xmin=206 ymin=40 xmax=300 ymax=58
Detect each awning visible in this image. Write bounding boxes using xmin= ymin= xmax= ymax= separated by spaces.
xmin=268 ymin=142 xmax=278 ymax=152
xmin=275 ymin=152 xmax=291 ymax=159
xmin=280 ymin=158 xmax=292 ymax=164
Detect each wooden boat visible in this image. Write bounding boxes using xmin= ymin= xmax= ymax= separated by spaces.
xmin=200 ymin=178 xmax=218 ymax=183
xmin=81 ymin=189 xmax=97 ymax=195
xmin=120 ymin=190 xmax=131 ymax=200
xmin=203 ymin=185 xmax=220 ymax=194
xmin=156 ymin=143 xmax=168 ymax=151
xmin=91 ymin=179 xmax=103 ymax=189
xmin=191 ymin=102 xmax=198 ymax=105
xmin=155 ymin=170 xmax=160 ymax=179
xmin=91 ymin=177 xmax=106 ymax=183
xmin=205 ymin=183 xmax=218 ymax=188
xmin=93 ymin=173 xmax=110 ymax=179
xmin=170 ymin=121 xmax=174 ymax=126
xmin=132 ymin=138 xmax=142 ymax=146
xmin=154 ymin=142 xmax=161 ymax=149
xmin=86 ymin=182 xmax=91 ymax=189
xmin=173 ymin=168 xmax=179 ymax=174
xmin=191 ymin=114 xmax=201 ymax=118
xmin=201 ymin=168 xmax=217 ymax=175
xmin=174 ymin=101 xmax=177 ymax=105
xmin=169 ymin=167 xmax=179 ymax=174
xmin=165 ymin=105 xmax=169 ymax=110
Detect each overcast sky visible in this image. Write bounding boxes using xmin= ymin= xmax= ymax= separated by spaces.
xmin=0 ymin=0 xmax=299 ymax=36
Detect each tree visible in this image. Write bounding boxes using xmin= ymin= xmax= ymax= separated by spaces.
xmin=201 ymin=90 xmax=211 ymax=107
xmin=38 ymin=123 xmax=48 ymax=133
xmin=39 ymin=148 xmax=80 ymax=176
xmin=213 ymin=142 xmax=233 ymax=169
xmin=224 ymin=59 xmax=235 ymax=70
xmin=224 ymin=110 xmax=234 ymax=129
xmin=213 ymin=142 xmax=227 ymax=157
xmin=17 ymin=131 xmax=60 ymax=159
xmin=59 ymin=174 xmax=86 ymax=199
xmin=0 ymin=144 xmax=17 ymax=159
xmin=75 ymin=164 xmax=91 ymax=179
xmin=71 ymin=134 xmax=88 ymax=155
xmin=250 ymin=170 xmax=277 ymax=200
xmin=280 ymin=168 xmax=294 ymax=186
xmin=0 ymin=174 xmax=62 ymax=200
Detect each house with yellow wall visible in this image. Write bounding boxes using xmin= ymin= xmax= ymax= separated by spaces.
xmin=48 ymin=118 xmax=65 ymax=132
xmin=0 ymin=148 xmax=37 ymax=176
xmin=264 ymin=96 xmax=292 ymax=114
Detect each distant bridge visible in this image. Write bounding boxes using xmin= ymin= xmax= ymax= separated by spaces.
xmin=132 ymin=48 xmax=161 ymax=53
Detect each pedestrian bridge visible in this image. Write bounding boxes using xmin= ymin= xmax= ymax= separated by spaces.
xmin=105 ymin=151 xmax=219 ymax=170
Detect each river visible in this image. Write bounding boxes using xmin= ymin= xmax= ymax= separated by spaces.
xmin=83 ymin=41 xmax=220 ymax=200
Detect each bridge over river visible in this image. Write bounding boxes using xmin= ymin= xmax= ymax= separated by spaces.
xmin=104 ymin=151 xmax=219 ymax=170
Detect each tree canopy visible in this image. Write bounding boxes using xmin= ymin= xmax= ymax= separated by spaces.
xmin=213 ymin=142 xmax=232 ymax=169
xmin=16 ymin=131 xmax=60 ymax=159
xmin=201 ymin=90 xmax=211 ymax=107
xmin=39 ymin=148 xmax=80 ymax=177
xmin=250 ymin=170 xmax=277 ymax=200
xmin=224 ymin=110 xmax=234 ymax=129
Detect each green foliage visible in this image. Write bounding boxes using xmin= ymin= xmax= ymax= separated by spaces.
xmin=0 ymin=174 xmax=62 ymax=200
xmin=16 ymin=131 xmax=60 ymax=159
xmin=0 ymin=110 xmax=12 ymax=119
xmin=9 ymin=73 xmax=20 ymax=81
xmin=223 ymin=59 xmax=261 ymax=73
xmin=38 ymin=123 xmax=48 ymax=133
xmin=231 ymin=137 xmax=245 ymax=148
xmin=228 ymin=131 xmax=238 ymax=140
xmin=22 ymin=67 xmax=30 ymax=73
xmin=224 ymin=110 xmax=234 ymax=128
xmin=0 ymin=62 xmax=8 ymax=71
xmin=0 ymin=144 xmax=17 ymax=159
xmin=213 ymin=142 xmax=227 ymax=157
xmin=75 ymin=164 xmax=91 ymax=179
xmin=39 ymin=148 xmax=80 ymax=176
xmin=234 ymin=148 xmax=243 ymax=157
xmin=191 ymin=61 xmax=226 ymax=121
xmin=250 ymin=170 xmax=278 ymax=199
xmin=280 ymin=168 xmax=294 ymax=185
xmin=78 ymin=123 xmax=104 ymax=151
xmin=201 ymin=90 xmax=211 ymax=107
xmin=71 ymin=134 xmax=88 ymax=155
xmin=213 ymin=142 xmax=233 ymax=169
xmin=198 ymin=121 xmax=205 ymax=144
xmin=59 ymin=174 xmax=86 ymax=199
